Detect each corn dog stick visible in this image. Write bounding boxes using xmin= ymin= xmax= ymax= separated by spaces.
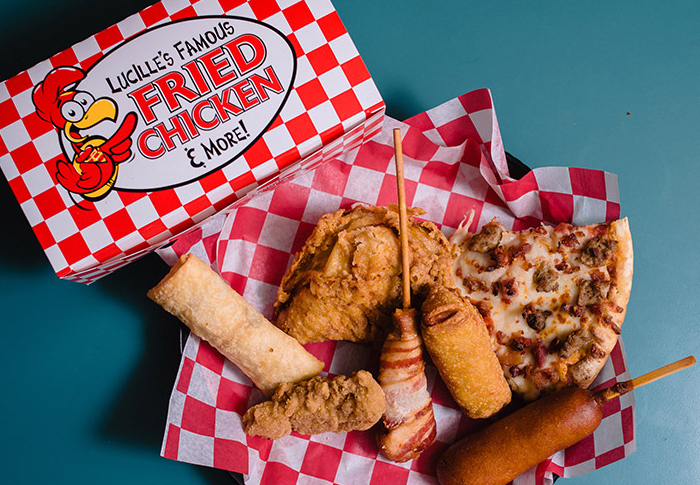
xmin=595 ymin=355 xmax=696 ymax=403
xmin=376 ymin=129 xmax=438 ymax=462
xmin=629 ymin=355 xmax=696 ymax=388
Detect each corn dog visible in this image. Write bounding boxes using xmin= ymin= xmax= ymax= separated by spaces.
xmin=437 ymin=356 xmax=696 ymax=485
xmin=436 ymin=386 xmax=601 ymax=485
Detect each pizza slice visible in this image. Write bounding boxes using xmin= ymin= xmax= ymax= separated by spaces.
xmin=450 ymin=215 xmax=633 ymax=401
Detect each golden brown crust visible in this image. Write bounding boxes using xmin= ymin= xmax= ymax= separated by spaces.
xmin=148 ymin=254 xmax=324 ymax=396
xmin=242 ymin=370 xmax=387 ymax=439
xmin=420 ymin=286 xmax=511 ymax=418
xmin=568 ymin=218 xmax=633 ymax=389
xmin=274 ymin=205 xmax=454 ymax=343
xmin=608 ymin=218 xmax=634 ymax=330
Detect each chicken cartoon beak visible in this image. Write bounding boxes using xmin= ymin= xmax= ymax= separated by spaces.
xmin=64 ymin=98 xmax=118 ymax=143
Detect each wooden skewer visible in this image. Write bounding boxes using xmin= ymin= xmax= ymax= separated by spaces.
xmin=628 ymin=355 xmax=696 ymax=389
xmin=393 ymin=128 xmax=411 ymax=310
xmin=595 ymin=355 xmax=696 ymax=403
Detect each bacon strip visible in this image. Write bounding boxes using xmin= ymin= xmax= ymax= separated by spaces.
xmin=377 ymin=308 xmax=437 ymax=462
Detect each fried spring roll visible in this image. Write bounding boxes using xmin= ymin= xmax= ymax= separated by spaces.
xmin=378 ymin=308 xmax=437 ymax=462
xmin=421 ymin=286 xmax=511 ymax=419
xmin=148 ymin=254 xmax=324 ymax=396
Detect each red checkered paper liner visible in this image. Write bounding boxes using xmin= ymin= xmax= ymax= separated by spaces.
xmin=157 ymin=88 xmax=636 ymax=485
xmin=0 ymin=0 xmax=384 ymax=283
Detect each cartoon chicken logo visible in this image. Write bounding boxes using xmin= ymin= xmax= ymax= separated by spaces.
xmin=32 ymin=66 xmax=137 ymax=203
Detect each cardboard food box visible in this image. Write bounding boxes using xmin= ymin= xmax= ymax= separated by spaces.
xmin=0 ymin=0 xmax=385 ymax=283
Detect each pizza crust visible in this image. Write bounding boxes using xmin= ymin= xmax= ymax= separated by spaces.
xmin=608 ymin=218 xmax=634 ymax=328
xmin=569 ymin=217 xmax=633 ymax=389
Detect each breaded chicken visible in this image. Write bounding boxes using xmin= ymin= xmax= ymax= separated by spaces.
xmin=274 ymin=205 xmax=454 ymax=343
xmin=242 ymin=370 xmax=387 ymax=440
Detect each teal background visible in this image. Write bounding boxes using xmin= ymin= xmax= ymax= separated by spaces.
xmin=1 ymin=1 xmax=698 ymax=484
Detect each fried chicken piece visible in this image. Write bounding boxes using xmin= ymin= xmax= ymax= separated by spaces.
xmin=242 ymin=370 xmax=387 ymax=440
xmin=274 ymin=205 xmax=454 ymax=343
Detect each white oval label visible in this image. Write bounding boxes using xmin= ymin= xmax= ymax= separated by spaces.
xmin=33 ymin=16 xmax=295 ymax=200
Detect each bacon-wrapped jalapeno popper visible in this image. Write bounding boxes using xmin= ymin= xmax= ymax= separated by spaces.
xmin=377 ymin=308 xmax=437 ymax=462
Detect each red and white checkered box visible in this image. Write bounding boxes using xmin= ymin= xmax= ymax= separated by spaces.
xmin=0 ymin=0 xmax=385 ymax=283
xmin=156 ymin=89 xmax=636 ymax=485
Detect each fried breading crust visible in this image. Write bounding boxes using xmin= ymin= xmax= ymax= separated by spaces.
xmin=274 ymin=205 xmax=454 ymax=343
xmin=147 ymin=254 xmax=323 ymax=396
xmin=242 ymin=370 xmax=387 ymax=440
xmin=421 ymin=285 xmax=511 ymax=419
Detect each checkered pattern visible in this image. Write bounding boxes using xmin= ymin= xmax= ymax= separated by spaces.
xmin=157 ymin=89 xmax=635 ymax=485
xmin=0 ymin=0 xmax=384 ymax=284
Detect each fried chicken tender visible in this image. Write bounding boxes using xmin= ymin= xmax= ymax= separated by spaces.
xmin=274 ymin=205 xmax=454 ymax=343
xmin=242 ymin=370 xmax=387 ymax=440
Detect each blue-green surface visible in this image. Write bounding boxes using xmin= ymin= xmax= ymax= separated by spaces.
xmin=1 ymin=1 xmax=698 ymax=484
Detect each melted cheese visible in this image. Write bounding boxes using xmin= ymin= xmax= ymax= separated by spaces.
xmin=451 ymin=222 xmax=611 ymax=400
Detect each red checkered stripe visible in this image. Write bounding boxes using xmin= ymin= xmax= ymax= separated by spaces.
xmin=63 ymin=250 xmax=149 ymax=284
xmin=256 ymin=107 xmax=384 ymax=195
xmin=235 ymin=0 xmax=384 ymax=174
xmin=403 ymin=88 xmax=500 ymax=159
xmin=0 ymin=0 xmax=383 ymax=283
xmin=301 ymin=106 xmax=385 ymax=170
xmin=402 ymin=89 xmax=622 ymax=227
xmin=57 ymin=204 xmax=221 ymax=284
xmin=157 ymin=92 xmax=632 ymax=484
xmin=154 ymin=108 xmax=383 ymax=274
xmin=63 ymin=211 xmax=223 ymax=284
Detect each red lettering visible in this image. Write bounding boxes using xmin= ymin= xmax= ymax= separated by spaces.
xmin=181 ymin=59 xmax=212 ymax=96
xmin=224 ymin=34 xmax=266 ymax=75
xmin=209 ymin=87 xmax=244 ymax=122
xmin=128 ymin=84 xmax=162 ymax=125
xmin=250 ymin=66 xmax=284 ymax=101
xmin=197 ymin=47 xmax=238 ymax=89
xmin=231 ymin=78 xmax=260 ymax=110
xmin=154 ymin=116 xmax=190 ymax=151
xmin=178 ymin=111 xmax=199 ymax=138
xmin=192 ymin=99 xmax=219 ymax=130
xmin=137 ymin=129 xmax=165 ymax=158
xmin=153 ymin=72 xmax=200 ymax=113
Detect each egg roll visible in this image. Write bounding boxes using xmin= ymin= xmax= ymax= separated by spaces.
xmin=421 ymin=285 xmax=511 ymax=418
xmin=148 ymin=254 xmax=324 ymax=396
